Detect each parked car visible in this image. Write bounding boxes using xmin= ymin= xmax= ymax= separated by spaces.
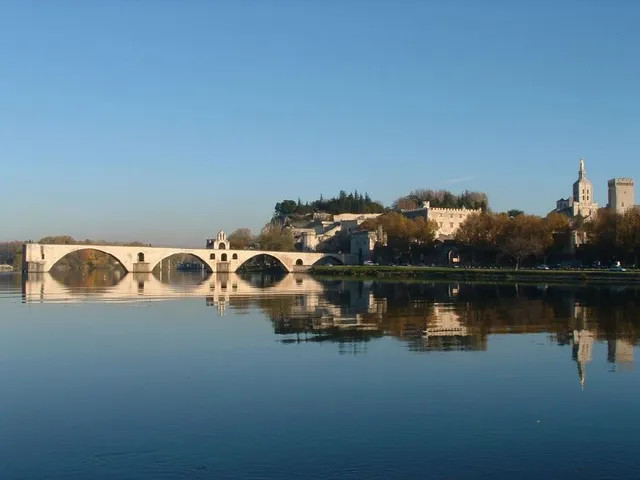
xmin=536 ymin=264 xmax=550 ymax=270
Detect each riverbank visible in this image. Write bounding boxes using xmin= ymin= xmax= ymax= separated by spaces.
xmin=310 ymin=265 xmax=640 ymax=285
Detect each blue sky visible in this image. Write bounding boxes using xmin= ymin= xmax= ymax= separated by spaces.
xmin=1 ymin=1 xmax=639 ymax=246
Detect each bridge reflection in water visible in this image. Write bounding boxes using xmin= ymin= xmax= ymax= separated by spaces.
xmin=21 ymin=273 xmax=639 ymax=386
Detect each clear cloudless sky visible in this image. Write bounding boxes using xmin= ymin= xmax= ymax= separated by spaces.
xmin=1 ymin=0 xmax=639 ymax=246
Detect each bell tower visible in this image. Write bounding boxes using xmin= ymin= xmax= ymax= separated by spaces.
xmin=571 ymin=158 xmax=597 ymax=218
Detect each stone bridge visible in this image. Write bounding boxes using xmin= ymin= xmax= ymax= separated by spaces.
xmin=22 ymin=240 xmax=355 ymax=273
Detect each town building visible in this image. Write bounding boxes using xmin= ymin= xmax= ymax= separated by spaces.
xmin=401 ymin=201 xmax=481 ymax=239
xmin=297 ymin=213 xmax=383 ymax=252
xmin=349 ymin=226 xmax=387 ymax=262
xmin=554 ymin=159 xmax=598 ymax=219
xmin=607 ymin=178 xmax=635 ymax=214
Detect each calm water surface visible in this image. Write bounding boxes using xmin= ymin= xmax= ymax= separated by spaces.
xmin=2 ymin=271 xmax=640 ymax=479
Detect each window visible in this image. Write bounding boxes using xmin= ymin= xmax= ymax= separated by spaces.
xmin=450 ymin=214 xmax=453 ymax=219
xmin=449 ymin=222 xmax=454 ymax=228
xmin=137 ymin=252 xmax=145 ymax=262
xmin=221 ymin=253 xmax=228 ymax=261
xmin=439 ymin=222 xmax=443 ymax=227
xmin=232 ymin=253 xmax=238 ymax=260
xmin=296 ymin=259 xmax=304 ymax=266
xmin=210 ymin=253 xmax=215 ymax=260
xmin=622 ymin=202 xmax=625 ymax=207
xmin=459 ymin=214 xmax=462 ymax=219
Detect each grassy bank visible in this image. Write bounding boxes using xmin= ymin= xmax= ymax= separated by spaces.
xmin=310 ymin=265 xmax=640 ymax=285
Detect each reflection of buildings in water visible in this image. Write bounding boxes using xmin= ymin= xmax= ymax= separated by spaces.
xmin=572 ymin=328 xmax=594 ymax=389
xmin=402 ymin=302 xmax=486 ymax=353
xmin=567 ymin=301 xmax=637 ymax=387
xmin=424 ymin=303 xmax=468 ymax=338
xmin=608 ymin=339 xmax=635 ymax=371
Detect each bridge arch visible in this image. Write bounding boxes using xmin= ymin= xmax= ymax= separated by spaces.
xmin=236 ymin=252 xmax=293 ymax=273
xmin=311 ymin=254 xmax=344 ymax=266
xmin=48 ymin=246 xmax=130 ymax=272
xmin=152 ymin=251 xmax=213 ymax=272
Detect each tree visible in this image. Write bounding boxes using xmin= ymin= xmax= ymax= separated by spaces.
xmin=507 ymin=209 xmax=524 ymax=218
xmin=404 ymin=189 xmax=489 ymax=210
xmin=228 ymin=228 xmax=254 ymax=250
xmin=274 ymin=200 xmax=298 ymax=217
xmin=455 ymin=212 xmax=510 ymax=264
xmin=273 ymin=191 xmax=385 ymax=217
xmin=393 ymin=197 xmax=419 ymax=210
xmin=257 ymin=222 xmax=295 ymax=251
xmin=618 ymin=208 xmax=640 ymax=265
xmin=498 ymin=215 xmax=548 ymax=269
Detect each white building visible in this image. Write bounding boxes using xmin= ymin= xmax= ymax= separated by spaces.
xmin=555 ymin=159 xmax=599 ymax=219
xmin=607 ymin=178 xmax=635 ymax=214
xmin=401 ymin=201 xmax=481 ymax=239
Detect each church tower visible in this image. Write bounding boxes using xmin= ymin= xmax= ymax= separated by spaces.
xmin=571 ymin=159 xmax=597 ymax=218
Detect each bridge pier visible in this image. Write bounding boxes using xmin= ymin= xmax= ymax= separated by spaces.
xmin=132 ymin=262 xmax=152 ymax=273
xmin=23 ymin=261 xmax=46 ymax=273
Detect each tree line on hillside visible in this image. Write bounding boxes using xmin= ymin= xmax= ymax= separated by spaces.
xmin=394 ymin=189 xmax=489 ymax=211
xmin=274 ymin=190 xmax=385 ymax=218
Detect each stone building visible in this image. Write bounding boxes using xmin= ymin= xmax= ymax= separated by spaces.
xmin=350 ymin=226 xmax=387 ymax=262
xmin=206 ymin=231 xmax=229 ymax=250
xmin=298 ymin=213 xmax=383 ymax=252
xmin=607 ymin=178 xmax=635 ymax=214
xmin=554 ymin=159 xmax=598 ymax=219
xmin=401 ymin=201 xmax=481 ymax=239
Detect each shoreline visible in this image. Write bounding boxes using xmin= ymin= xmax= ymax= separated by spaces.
xmin=310 ymin=265 xmax=640 ymax=285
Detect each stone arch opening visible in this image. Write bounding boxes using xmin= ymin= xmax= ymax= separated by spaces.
xmin=312 ymin=255 xmax=344 ymax=266
xmin=295 ymin=259 xmax=304 ymax=266
xmin=232 ymin=253 xmax=238 ymax=260
xmin=236 ymin=253 xmax=290 ymax=273
xmin=49 ymin=248 xmax=129 ymax=274
xmin=210 ymin=253 xmax=215 ymax=260
xmin=137 ymin=252 xmax=145 ymax=262
xmin=219 ymin=243 xmax=226 ymax=250
xmin=221 ymin=253 xmax=228 ymax=261
xmin=152 ymin=252 xmax=213 ymax=273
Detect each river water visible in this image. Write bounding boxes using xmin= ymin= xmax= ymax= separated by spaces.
xmin=2 ymin=271 xmax=640 ymax=479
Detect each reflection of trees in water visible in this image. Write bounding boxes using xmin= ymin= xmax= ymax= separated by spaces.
xmin=238 ymin=272 xmax=286 ymax=288
xmin=259 ymin=281 xmax=640 ymax=353
xmin=50 ymin=269 xmax=124 ymax=292
xmin=0 ymin=273 xmax=22 ymax=290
